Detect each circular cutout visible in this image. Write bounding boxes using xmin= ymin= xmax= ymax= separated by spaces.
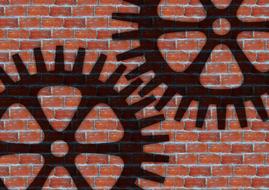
xmin=212 ymin=18 xmax=231 ymax=36
xmin=51 ymin=140 xmax=69 ymax=157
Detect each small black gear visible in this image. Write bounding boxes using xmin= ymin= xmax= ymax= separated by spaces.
xmin=113 ymin=0 xmax=269 ymax=129
xmin=0 ymin=46 xmax=169 ymax=189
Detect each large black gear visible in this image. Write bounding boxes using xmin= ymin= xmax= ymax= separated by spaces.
xmin=0 ymin=46 xmax=169 ymax=189
xmin=113 ymin=0 xmax=269 ymax=129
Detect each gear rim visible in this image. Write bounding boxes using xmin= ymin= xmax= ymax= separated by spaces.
xmin=113 ymin=0 xmax=269 ymax=129
xmin=0 ymin=46 xmax=169 ymax=189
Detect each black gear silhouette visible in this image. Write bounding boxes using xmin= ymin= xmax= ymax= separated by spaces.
xmin=0 ymin=46 xmax=169 ymax=189
xmin=113 ymin=0 xmax=269 ymax=129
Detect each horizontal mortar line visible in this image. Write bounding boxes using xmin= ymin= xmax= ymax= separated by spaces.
xmin=154 ymin=164 xmax=269 ymax=166
xmin=9 ymin=16 xmax=121 ymax=18
xmin=151 ymin=142 xmax=269 ymax=144
xmin=171 ymin=153 xmax=269 ymax=155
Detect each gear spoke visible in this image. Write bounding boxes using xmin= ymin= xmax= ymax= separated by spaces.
xmin=113 ymin=30 xmax=142 ymax=41
xmin=229 ymin=0 xmax=246 ymax=10
xmin=112 ymin=174 xmax=138 ymax=189
xmin=200 ymin=0 xmax=215 ymax=10
xmin=227 ymin=40 xmax=257 ymax=74
xmin=65 ymin=98 xmax=95 ymax=132
xmin=25 ymin=98 xmax=55 ymax=132
xmin=142 ymin=135 xmax=169 ymax=145
xmin=157 ymin=19 xmax=205 ymax=33
xmin=185 ymin=40 xmax=216 ymax=74
xmin=240 ymin=21 xmax=269 ymax=32
xmin=112 ymin=13 xmax=142 ymax=23
xmin=77 ymin=142 xmax=120 ymax=155
xmin=65 ymin=165 xmax=92 ymax=190
xmin=27 ymin=165 xmax=53 ymax=190
xmin=0 ymin=141 xmax=47 ymax=156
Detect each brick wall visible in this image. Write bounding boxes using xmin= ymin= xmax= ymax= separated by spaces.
xmin=0 ymin=0 xmax=268 ymax=189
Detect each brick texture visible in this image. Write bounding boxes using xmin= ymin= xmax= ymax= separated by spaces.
xmin=0 ymin=0 xmax=268 ymax=189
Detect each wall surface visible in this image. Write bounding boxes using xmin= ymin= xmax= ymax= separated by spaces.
xmin=0 ymin=0 xmax=268 ymax=189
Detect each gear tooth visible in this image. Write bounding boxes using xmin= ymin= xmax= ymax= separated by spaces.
xmin=143 ymin=153 xmax=170 ymax=163
xmin=34 ymin=47 xmax=47 ymax=72
xmin=138 ymin=114 xmax=165 ymax=129
xmin=119 ymin=78 xmax=143 ymax=97
xmin=175 ymin=98 xmax=192 ymax=122
xmin=112 ymin=13 xmax=141 ymax=23
xmin=126 ymin=64 xmax=150 ymax=80
xmin=122 ymin=0 xmax=142 ymax=6
xmin=140 ymin=78 xmax=162 ymax=97
xmin=54 ymin=46 xmax=65 ymax=72
xmin=217 ymin=105 xmax=227 ymax=130
xmin=155 ymin=88 xmax=175 ymax=111
xmin=131 ymin=95 xmax=156 ymax=113
xmin=117 ymin=47 xmax=144 ymax=61
xmin=12 ymin=54 xmax=29 ymax=78
xmin=140 ymin=169 xmax=165 ymax=183
xmin=142 ymin=134 xmax=169 ymax=144
xmin=91 ymin=54 xmax=107 ymax=79
xmin=73 ymin=47 xmax=86 ymax=73
xmin=0 ymin=67 xmax=13 ymax=85
xmin=106 ymin=64 xmax=126 ymax=86
xmin=235 ymin=102 xmax=248 ymax=128
xmin=114 ymin=173 xmax=143 ymax=190
xmin=196 ymin=102 xmax=209 ymax=128
xmin=113 ymin=30 xmax=141 ymax=41
xmin=0 ymin=179 xmax=7 ymax=190
xmin=252 ymin=97 xmax=269 ymax=122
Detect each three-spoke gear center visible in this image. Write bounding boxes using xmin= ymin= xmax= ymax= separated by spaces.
xmin=51 ymin=140 xmax=69 ymax=157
